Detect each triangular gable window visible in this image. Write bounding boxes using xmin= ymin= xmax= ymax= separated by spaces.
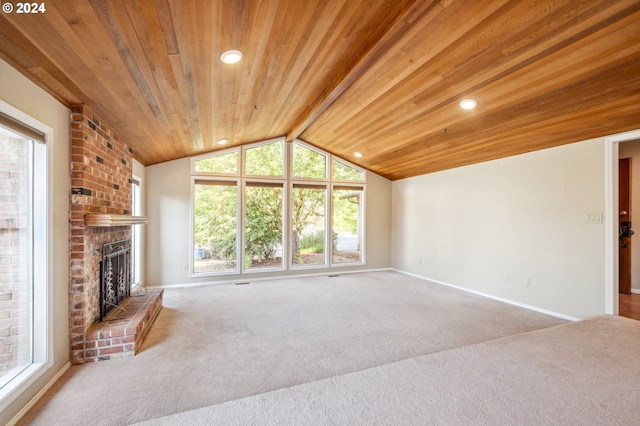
xmin=333 ymin=159 xmax=364 ymax=181
xmin=245 ymin=140 xmax=284 ymax=177
xmin=292 ymin=142 xmax=327 ymax=179
xmin=193 ymin=150 xmax=238 ymax=175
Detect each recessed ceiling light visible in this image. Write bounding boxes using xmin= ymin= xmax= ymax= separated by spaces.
xmin=216 ymin=138 xmax=228 ymax=145
xmin=220 ymin=50 xmax=243 ymax=64
xmin=459 ymin=98 xmax=478 ymax=110
xmin=354 ymin=152 xmax=363 ymax=158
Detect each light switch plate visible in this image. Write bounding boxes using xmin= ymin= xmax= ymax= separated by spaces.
xmin=583 ymin=212 xmax=603 ymax=224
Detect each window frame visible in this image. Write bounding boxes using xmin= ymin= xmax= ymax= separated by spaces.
xmin=242 ymin=137 xmax=287 ymax=179
xmin=242 ymin=178 xmax=287 ymax=274
xmin=131 ymin=176 xmax=142 ymax=286
xmin=331 ymin=157 xmax=366 ymax=184
xmin=190 ymin=176 xmax=242 ymax=277
xmin=0 ymin=100 xmax=52 ymax=412
xmin=289 ymin=181 xmax=329 ymax=270
xmin=191 ymin=147 xmax=241 ymax=177
xmin=190 ymin=137 xmax=366 ymax=277
xmin=291 ymin=139 xmax=328 ymax=181
xmin=330 ymin=184 xmax=366 ymax=267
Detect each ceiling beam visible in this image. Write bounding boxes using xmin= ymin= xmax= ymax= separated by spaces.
xmin=285 ymin=0 xmax=440 ymax=142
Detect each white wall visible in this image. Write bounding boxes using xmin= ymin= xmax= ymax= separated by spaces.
xmin=0 ymin=59 xmax=70 ymax=423
xmin=392 ymin=138 xmax=607 ymax=319
xmin=146 ymin=157 xmax=391 ymax=286
xmin=619 ymin=139 xmax=640 ymax=292
xmin=146 ymin=158 xmax=190 ymax=285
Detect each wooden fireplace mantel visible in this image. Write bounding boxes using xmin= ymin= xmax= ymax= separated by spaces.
xmin=84 ymin=213 xmax=148 ymax=227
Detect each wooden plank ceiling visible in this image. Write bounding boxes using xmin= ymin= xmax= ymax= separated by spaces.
xmin=1 ymin=0 xmax=639 ymax=180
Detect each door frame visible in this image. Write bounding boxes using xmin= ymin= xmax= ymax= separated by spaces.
xmin=605 ymin=129 xmax=640 ymax=315
xmin=618 ymin=157 xmax=632 ymax=294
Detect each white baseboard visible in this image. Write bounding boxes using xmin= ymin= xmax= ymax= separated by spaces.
xmin=7 ymin=362 xmax=71 ymax=426
xmin=147 ymin=268 xmax=394 ymax=289
xmin=392 ymin=269 xmax=581 ymax=322
xmin=631 ymin=288 xmax=640 ymax=295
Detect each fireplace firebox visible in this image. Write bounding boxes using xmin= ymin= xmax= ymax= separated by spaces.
xmin=100 ymin=239 xmax=131 ymax=320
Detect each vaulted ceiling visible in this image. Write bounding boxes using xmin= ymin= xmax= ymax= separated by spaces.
xmin=1 ymin=0 xmax=639 ymax=180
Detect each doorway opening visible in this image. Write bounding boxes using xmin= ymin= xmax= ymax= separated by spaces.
xmin=618 ymin=139 xmax=640 ymax=321
xmin=605 ymin=130 xmax=640 ymax=319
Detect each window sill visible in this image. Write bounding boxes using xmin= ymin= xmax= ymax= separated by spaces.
xmin=0 ymin=361 xmax=52 ymax=413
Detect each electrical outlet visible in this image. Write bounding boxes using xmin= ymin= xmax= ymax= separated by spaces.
xmin=505 ymin=274 xmax=510 ymax=283
xmin=525 ymin=278 xmax=531 ymax=287
xmin=420 ymin=257 xmax=424 ymax=265
xmin=183 ymin=264 xmax=189 ymax=271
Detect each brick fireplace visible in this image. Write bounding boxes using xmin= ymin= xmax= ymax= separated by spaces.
xmin=69 ymin=105 xmax=162 ymax=364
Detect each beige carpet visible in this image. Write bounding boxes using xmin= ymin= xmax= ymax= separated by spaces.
xmin=137 ymin=315 xmax=640 ymax=425
xmin=19 ymin=271 xmax=574 ymax=425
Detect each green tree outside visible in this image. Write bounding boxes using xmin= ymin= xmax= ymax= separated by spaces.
xmin=193 ymin=141 xmax=363 ymax=271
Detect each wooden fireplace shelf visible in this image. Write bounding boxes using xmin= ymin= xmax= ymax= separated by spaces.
xmin=85 ymin=213 xmax=148 ymax=227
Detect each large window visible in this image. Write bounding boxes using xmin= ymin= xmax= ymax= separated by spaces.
xmin=193 ymin=180 xmax=239 ymax=273
xmin=292 ymin=184 xmax=327 ymax=267
xmin=244 ymin=182 xmax=284 ymax=270
xmin=0 ymin=106 xmax=49 ymax=407
xmin=332 ymin=186 xmax=364 ymax=264
xmin=191 ymin=138 xmax=365 ymax=276
xmin=131 ymin=177 xmax=142 ymax=286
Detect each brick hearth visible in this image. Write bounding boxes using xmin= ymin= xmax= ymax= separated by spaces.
xmin=69 ymin=105 xmax=161 ymax=363
xmin=83 ymin=289 xmax=163 ymax=362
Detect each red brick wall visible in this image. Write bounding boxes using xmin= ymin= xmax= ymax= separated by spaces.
xmin=69 ymin=105 xmax=133 ymax=364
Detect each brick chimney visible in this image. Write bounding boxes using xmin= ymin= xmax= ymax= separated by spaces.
xmin=69 ymin=105 xmax=133 ymax=364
